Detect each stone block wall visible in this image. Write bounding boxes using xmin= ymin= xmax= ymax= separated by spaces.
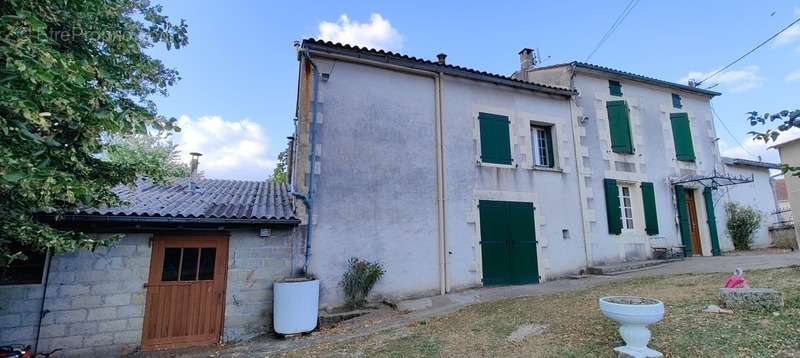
xmin=0 ymin=234 xmax=151 ymax=357
xmin=222 ymin=227 xmax=299 ymax=342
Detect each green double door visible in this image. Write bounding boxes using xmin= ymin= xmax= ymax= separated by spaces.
xmin=479 ymin=200 xmax=539 ymax=285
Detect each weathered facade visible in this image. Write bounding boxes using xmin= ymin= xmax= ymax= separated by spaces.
xmin=0 ymin=179 xmax=300 ymax=356
xmin=291 ymin=41 xmax=782 ymax=309
xmin=521 ymin=60 xmax=731 ymax=261
xmin=292 ymin=40 xmax=585 ymax=307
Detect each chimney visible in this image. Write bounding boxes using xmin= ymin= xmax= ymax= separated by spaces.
xmin=436 ymin=53 xmax=447 ymax=65
xmin=189 ymin=152 xmax=202 ymax=177
xmin=519 ymin=48 xmax=537 ymax=73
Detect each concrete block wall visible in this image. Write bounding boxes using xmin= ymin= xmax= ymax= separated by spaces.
xmin=0 ymin=234 xmax=151 ymax=357
xmin=222 ymin=228 xmax=297 ymax=342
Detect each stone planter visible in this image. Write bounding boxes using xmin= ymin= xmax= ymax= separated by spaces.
xmin=599 ymin=296 xmax=665 ymax=358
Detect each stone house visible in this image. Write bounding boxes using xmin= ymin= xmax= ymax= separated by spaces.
xmin=292 ymin=39 xmax=585 ymax=307
xmin=290 ymin=40 xmax=777 ymax=308
xmin=0 ymin=177 xmax=300 ymax=356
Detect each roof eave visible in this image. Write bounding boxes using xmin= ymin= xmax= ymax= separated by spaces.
xmin=302 ymin=39 xmax=576 ymax=98
xmin=572 ymin=62 xmax=722 ymax=97
xmin=39 ymin=214 xmax=302 ymax=227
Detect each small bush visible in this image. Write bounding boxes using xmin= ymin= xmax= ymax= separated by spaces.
xmin=339 ymin=257 xmax=385 ymax=309
xmin=725 ymin=202 xmax=762 ymax=250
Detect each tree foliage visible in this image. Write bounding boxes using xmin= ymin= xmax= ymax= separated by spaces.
xmin=105 ymin=134 xmax=191 ymax=179
xmin=0 ymin=0 xmax=188 ymax=265
xmin=747 ymin=109 xmax=800 ymax=174
xmin=268 ymin=143 xmax=289 ymax=183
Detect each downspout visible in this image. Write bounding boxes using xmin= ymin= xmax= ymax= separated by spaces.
xmin=566 ymin=63 xmax=593 ymax=270
xmin=434 ymin=71 xmax=448 ymax=295
xmin=293 ymin=46 xmax=320 ymax=275
xmin=33 ymin=252 xmax=54 ymax=355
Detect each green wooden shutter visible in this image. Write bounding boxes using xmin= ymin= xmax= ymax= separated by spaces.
xmin=479 ymin=200 xmax=511 ymax=285
xmin=703 ymin=187 xmax=722 ymax=256
xmin=671 ymin=93 xmax=682 ymax=109
xmin=604 ymin=178 xmax=622 ymax=235
xmin=670 ymin=113 xmax=695 ymax=161
xmin=640 ymin=182 xmax=659 ymax=235
xmin=674 ymin=185 xmax=693 ymax=256
xmin=545 ymin=127 xmax=555 ymax=168
xmin=479 ymin=113 xmax=512 ymax=165
xmin=508 ymin=201 xmax=539 ymax=284
xmin=607 ymin=101 xmax=634 ymax=154
xmin=609 ymin=80 xmax=623 ymax=96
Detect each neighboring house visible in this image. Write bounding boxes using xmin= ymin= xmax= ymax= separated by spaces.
xmin=772 ymin=138 xmax=800 ymax=244
xmin=773 ymin=178 xmax=792 ymax=223
xmin=720 ymin=156 xmax=780 ymax=248
xmin=519 ymin=58 xmax=729 ymax=260
xmin=292 ymin=40 xmax=585 ymax=307
xmin=0 ymin=177 xmax=300 ymax=356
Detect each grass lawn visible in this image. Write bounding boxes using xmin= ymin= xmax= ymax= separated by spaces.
xmin=284 ymin=266 xmax=800 ymax=357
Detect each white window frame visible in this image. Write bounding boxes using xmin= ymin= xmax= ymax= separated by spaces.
xmin=530 ymin=124 xmax=555 ymax=168
xmin=618 ymin=185 xmax=634 ymax=231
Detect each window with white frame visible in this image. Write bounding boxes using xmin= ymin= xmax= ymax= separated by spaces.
xmin=531 ymin=125 xmax=554 ymax=168
xmin=618 ymin=185 xmax=634 ymax=230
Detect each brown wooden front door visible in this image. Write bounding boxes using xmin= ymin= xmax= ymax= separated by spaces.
xmin=685 ymin=191 xmax=703 ymax=256
xmin=142 ymin=234 xmax=229 ymax=350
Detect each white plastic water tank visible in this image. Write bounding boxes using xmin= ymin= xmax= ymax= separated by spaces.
xmin=273 ymin=278 xmax=320 ymax=335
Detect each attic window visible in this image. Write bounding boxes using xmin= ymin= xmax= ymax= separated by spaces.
xmin=609 ymin=80 xmax=623 ymax=96
xmin=672 ymin=93 xmax=682 ymax=109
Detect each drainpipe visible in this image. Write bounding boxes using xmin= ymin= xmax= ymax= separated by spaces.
xmin=434 ymin=70 xmax=448 ymax=295
xmin=293 ymin=46 xmax=320 ymax=275
xmin=33 ymin=252 xmax=54 ymax=355
xmin=565 ymin=63 xmax=592 ymax=270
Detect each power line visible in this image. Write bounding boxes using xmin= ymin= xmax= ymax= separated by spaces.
xmin=710 ymin=104 xmax=756 ymax=158
xmin=697 ymin=16 xmax=800 ymax=86
xmin=585 ymin=0 xmax=640 ymax=61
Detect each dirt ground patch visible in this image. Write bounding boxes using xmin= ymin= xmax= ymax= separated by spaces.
xmin=278 ymin=266 xmax=800 ymax=357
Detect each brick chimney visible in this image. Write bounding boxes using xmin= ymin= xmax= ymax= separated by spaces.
xmin=519 ymin=48 xmax=537 ymax=73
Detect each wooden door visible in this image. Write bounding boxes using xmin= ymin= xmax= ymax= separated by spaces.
xmin=685 ymin=191 xmax=703 ymax=256
xmin=479 ymin=201 xmax=539 ymax=286
xmin=142 ymin=234 xmax=229 ymax=350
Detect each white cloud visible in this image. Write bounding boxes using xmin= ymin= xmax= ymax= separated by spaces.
xmin=774 ymin=7 xmax=800 ymax=46
xmin=172 ymin=115 xmax=276 ymax=180
xmin=679 ymin=66 xmax=765 ymax=93
xmin=318 ymin=13 xmax=403 ymax=51
xmin=719 ymin=127 xmax=800 ymax=163
xmin=786 ymin=69 xmax=800 ymax=81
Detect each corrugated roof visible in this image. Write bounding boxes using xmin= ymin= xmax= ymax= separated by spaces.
xmin=302 ymin=39 xmax=576 ymax=97
xmin=529 ymin=61 xmax=721 ymax=97
xmin=721 ymin=156 xmax=780 ymax=170
xmin=76 ymin=178 xmax=299 ymax=224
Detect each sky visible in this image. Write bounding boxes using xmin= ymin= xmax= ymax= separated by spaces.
xmin=148 ymin=1 xmax=800 ymax=180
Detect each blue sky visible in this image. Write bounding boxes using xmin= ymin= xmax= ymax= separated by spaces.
xmin=149 ymin=1 xmax=800 ymax=179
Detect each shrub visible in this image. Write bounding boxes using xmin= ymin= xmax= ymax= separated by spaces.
xmin=339 ymin=257 xmax=385 ymax=309
xmin=725 ymin=202 xmax=762 ymax=250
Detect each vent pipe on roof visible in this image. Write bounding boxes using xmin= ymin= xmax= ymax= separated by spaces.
xmin=436 ymin=53 xmax=447 ymax=65
xmin=189 ymin=152 xmax=202 ymax=177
